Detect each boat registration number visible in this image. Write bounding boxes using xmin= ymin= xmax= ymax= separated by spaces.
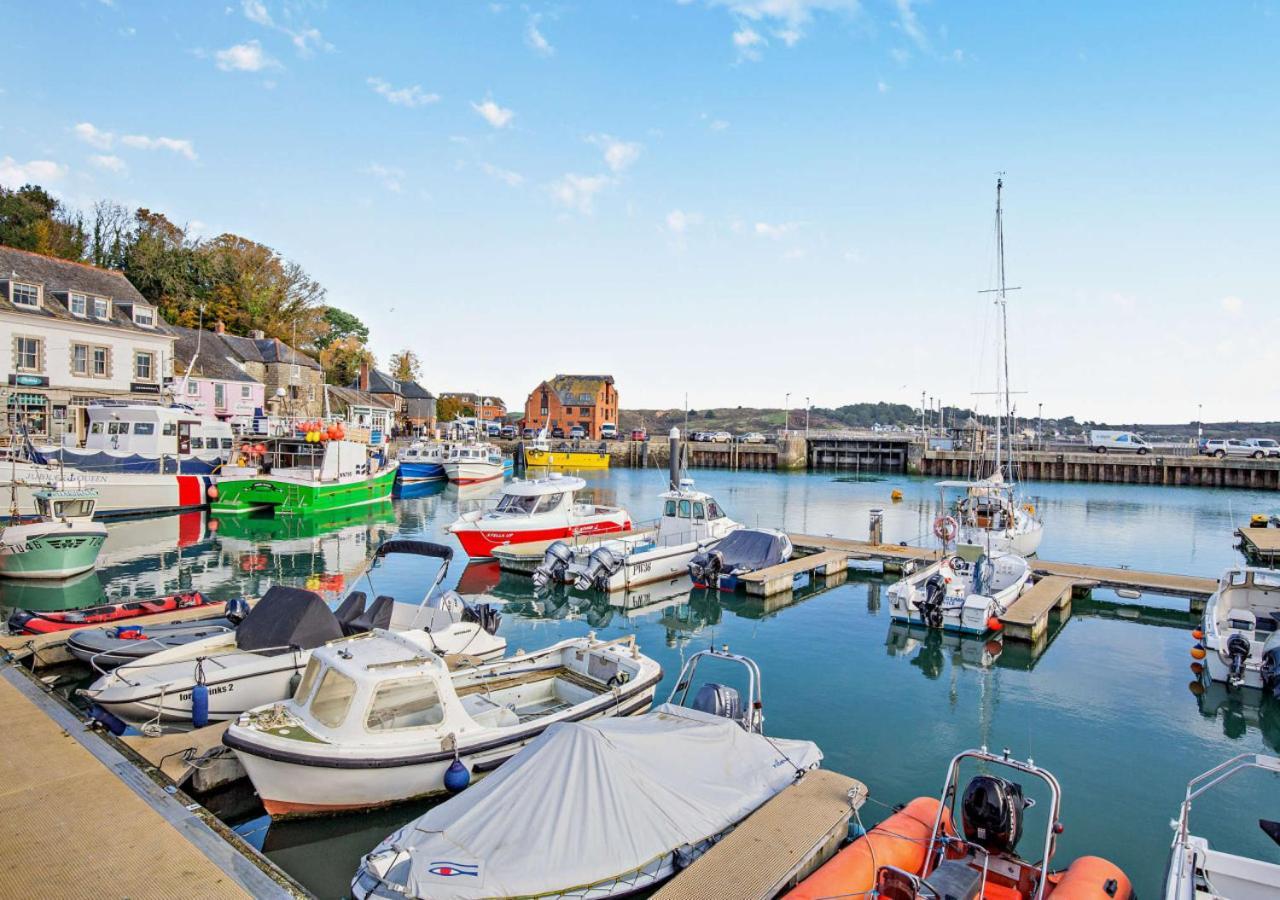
xmin=179 ymin=683 xmax=234 ymax=702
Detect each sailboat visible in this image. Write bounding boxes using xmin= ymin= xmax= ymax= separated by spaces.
xmin=945 ymin=177 xmax=1043 ymax=558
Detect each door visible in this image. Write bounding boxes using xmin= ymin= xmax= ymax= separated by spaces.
xmin=177 ymin=421 xmax=192 ymax=455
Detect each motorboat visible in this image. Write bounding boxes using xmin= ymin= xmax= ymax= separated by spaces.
xmin=522 ymin=428 xmax=611 ymax=470
xmin=792 ymin=747 xmax=1132 ymax=900
xmin=351 ymin=647 xmax=822 ymax=899
xmin=687 ymin=528 xmax=793 ymax=591
xmin=442 ymin=442 xmax=507 ymax=485
xmin=211 ymin=439 xmax=397 ymax=517
xmin=1165 ymin=754 xmax=1280 ymax=900
xmin=82 ymin=541 xmax=505 ymax=725
xmin=448 ymin=474 xmax=631 ymax=558
xmin=888 ymin=550 xmax=1031 ymax=634
xmin=536 ymin=477 xmax=740 ymax=593
xmin=941 ymin=474 xmax=1043 ymax=558
xmin=1195 ymin=566 xmax=1280 ymax=692
xmin=223 ymin=631 xmax=662 ymax=817
xmin=8 ymin=590 xmax=220 ymax=634
xmin=65 ymin=599 xmax=250 ymax=669
xmin=0 ymin=487 xmax=107 ymax=579
xmin=396 ymin=441 xmax=448 ymax=483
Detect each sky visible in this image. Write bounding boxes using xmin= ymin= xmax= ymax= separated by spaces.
xmin=2 ymin=1 xmax=1277 ymax=424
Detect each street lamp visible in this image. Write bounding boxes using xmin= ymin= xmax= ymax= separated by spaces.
xmin=1197 ymin=403 xmax=1203 ymax=443
xmin=805 ymin=396 xmax=811 ymax=436
xmin=784 ymin=392 xmax=790 ymax=434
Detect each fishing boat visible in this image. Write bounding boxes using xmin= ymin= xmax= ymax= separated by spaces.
xmin=7 ymin=590 xmax=219 ymax=634
xmin=82 ymin=541 xmax=505 ymax=725
xmin=888 ymin=551 xmax=1031 ymax=634
xmin=210 ymin=439 xmax=396 ymax=516
xmin=791 ymin=747 xmax=1132 ymax=900
xmin=688 ymin=528 xmax=793 ymax=591
xmin=1165 ymin=754 xmax=1280 ymax=900
xmin=1194 ymin=566 xmax=1280 ymax=693
xmin=442 ymin=442 xmax=508 ymax=485
xmin=523 ymin=429 xmax=610 ymax=470
xmin=396 ymin=441 xmax=448 ymax=483
xmin=448 ymin=474 xmax=631 ymax=558
xmin=0 ymin=487 xmax=107 ymax=579
xmin=351 ymin=647 xmax=821 ymax=899
xmin=224 ymin=631 xmax=661 ymax=817
xmin=949 ymin=178 xmax=1043 ymax=558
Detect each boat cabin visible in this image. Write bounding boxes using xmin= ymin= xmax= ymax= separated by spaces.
xmin=81 ymin=401 xmax=234 ymax=458
xmin=938 ymin=479 xmax=1017 ymax=529
xmin=1210 ymin=567 xmax=1280 ymax=639
xmin=398 ymin=442 xmax=447 ymax=463
xmin=490 ymin=474 xmax=587 ymax=517
xmin=448 ymin=443 xmax=502 ymax=465
xmin=33 ymin=488 xmax=98 ymax=522
xmin=656 ymin=478 xmax=736 ymax=544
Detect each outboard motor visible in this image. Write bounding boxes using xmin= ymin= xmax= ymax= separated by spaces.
xmin=225 ymin=596 xmax=251 ymax=625
xmin=462 ymin=601 xmax=502 ymax=636
xmin=574 ymin=546 xmax=624 ymax=592
xmin=919 ymin=575 xmax=947 ymax=630
xmin=688 ymin=549 xmax=724 ymax=587
xmin=532 ymin=541 xmax=575 ymax=590
xmin=1260 ymin=626 xmax=1280 ymax=699
xmin=961 ymin=775 xmax=1026 ymax=855
xmin=691 ymin=682 xmax=742 ymax=722
xmin=1227 ymin=633 xmax=1253 ymax=689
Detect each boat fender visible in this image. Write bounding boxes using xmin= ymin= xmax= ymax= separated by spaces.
xmin=444 ymin=758 xmax=471 ymax=793
xmin=287 ymin=670 xmax=302 ymax=697
xmin=206 ymin=484 xmax=219 ymax=500
xmin=191 ymin=658 xmax=210 ymax=728
xmin=90 ymin=704 xmax=129 ymax=736
xmin=226 ymin=596 xmax=251 ymax=625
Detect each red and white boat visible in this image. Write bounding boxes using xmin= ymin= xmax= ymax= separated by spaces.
xmin=448 ymin=475 xmax=631 ymax=558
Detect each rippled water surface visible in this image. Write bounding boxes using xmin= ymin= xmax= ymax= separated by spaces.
xmin=4 ymin=468 xmax=1278 ymax=898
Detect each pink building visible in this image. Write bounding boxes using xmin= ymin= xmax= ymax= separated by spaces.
xmin=172 ymin=326 xmax=266 ymax=426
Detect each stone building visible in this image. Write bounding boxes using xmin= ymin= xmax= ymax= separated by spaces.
xmin=171 ymin=326 xmax=265 ymax=429
xmin=522 ymin=374 xmax=618 ymax=439
xmin=212 ymin=322 xmax=325 ymax=419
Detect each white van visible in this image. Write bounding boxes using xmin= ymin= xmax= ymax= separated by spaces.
xmin=600 ymin=423 xmax=618 ymax=440
xmin=1088 ymin=430 xmax=1152 ymax=455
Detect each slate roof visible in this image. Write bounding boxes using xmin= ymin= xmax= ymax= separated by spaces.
xmin=219 ymin=333 xmax=321 ymax=370
xmin=0 ymin=245 xmax=173 ymax=337
xmin=170 ymin=327 xmax=260 ymax=383
xmin=545 ymin=374 xmax=614 ymax=406
xmin=327 ymin=385 xmax=394 ymax=410
xmin=399 ymin=380 xmax=434 ymax=400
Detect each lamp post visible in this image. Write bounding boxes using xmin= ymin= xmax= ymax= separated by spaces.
xmin=805 ymin=396 xmax=810 ymax=437
xmin=1197 ymin=403 xmax=1203 ymax=444
xmin=784 ymin=392 xmax=790 ymax=434
xmin=1037 ymin=402 xmax=1043 ymax=451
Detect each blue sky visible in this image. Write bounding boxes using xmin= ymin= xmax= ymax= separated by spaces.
xmin=3 ymin=1 xmax=1277 ymax=423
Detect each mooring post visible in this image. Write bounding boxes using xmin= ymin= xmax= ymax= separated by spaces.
xmin=869 ymin=507 xmax=884 ymax=545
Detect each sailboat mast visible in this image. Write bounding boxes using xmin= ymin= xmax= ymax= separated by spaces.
xmin=995 ymin=177 xmax=1011 ymax=479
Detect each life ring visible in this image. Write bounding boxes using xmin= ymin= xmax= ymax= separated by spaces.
xmin=933 ymin=515 xmax=958 ymax=542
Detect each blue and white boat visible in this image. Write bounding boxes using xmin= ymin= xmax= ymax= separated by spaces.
xmin=30 ymin=401 xmax=234 ymax=475
xmin=396 ymin=441 xmax=448 ymax=483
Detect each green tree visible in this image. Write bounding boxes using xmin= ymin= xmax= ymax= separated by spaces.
xmin=0 ymin=185 xmax=87 ymax=260
xmin=437 ymin=396 xmax=475 ymax=421
xmin=388 ymin=349 xmax=422 ymax=383
xmin=320 ymin=336 xmax=374 ymax=387
xmin=315 ymin=306 xmax=369 ymax=350
xmin=201 ymin=233 xmax=328 ymax=347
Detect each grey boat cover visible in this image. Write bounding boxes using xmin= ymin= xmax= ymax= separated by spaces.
xmin=377 ymin=705 xmax=822 ymax=899
xmin=713 ymin=528 xmax=791 ymax=573
xmin=235 ymin=586 xmax=342 ymax=652
xmin=67 ymin=619 xmax=234 ymax=665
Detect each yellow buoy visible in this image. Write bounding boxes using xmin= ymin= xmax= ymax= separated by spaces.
xmin=890 ymin=489 xmax=903 ymax=502
xmin=1023 ymin=503 xmax=1036 ymax=516
xmin=1251 ymin=514 xmax=1269 ymax=528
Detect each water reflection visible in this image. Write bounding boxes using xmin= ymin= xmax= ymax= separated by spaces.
xmin=1191 ymin=677 xmax=1280 ymax=751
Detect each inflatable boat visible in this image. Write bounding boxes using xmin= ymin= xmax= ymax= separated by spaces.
xmin=7 ymin=591 xmax=221 ymax=635
xmin=66 ymin=600 xmax=249 ymax=670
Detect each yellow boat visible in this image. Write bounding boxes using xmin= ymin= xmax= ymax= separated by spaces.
xmin=523 ymin=445 xmax=611 ymax=469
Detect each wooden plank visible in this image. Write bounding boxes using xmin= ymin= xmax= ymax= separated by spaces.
xmin=738 ymin=550 xmax=849 ymax=583
xmin=654 ymin=769 xmax=867 ymax=900
xmin=1000 ymin=576 xmax=1074 ymax=642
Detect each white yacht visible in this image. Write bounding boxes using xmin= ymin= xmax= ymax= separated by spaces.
xmin=1197 ymin=566 xmax=1280 ymax=692
xmin=442 ymin=442 xmax=508 ymax=485
xmin=887 ymin=550 xmax=1031 ymax=634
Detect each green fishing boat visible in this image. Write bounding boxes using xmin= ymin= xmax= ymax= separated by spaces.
xmin=210 ymin=440 xmax=397 ymax=517
xmin=0 ymin=488 xmax=108 ymax=579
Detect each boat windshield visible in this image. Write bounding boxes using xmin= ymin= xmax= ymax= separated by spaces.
xmin=534 ymin=492 xmax=563 ymax=513
xmin=706 ymin=499 xmax=725 ymax=519
xmin=53 ymin=499 xmax=94 ymax=518
xmin=366 ymin=676 xmax=445 ymax=731
xmin=310 ymin=667 xmax=357 ymax=728
xmin=294 ymin=657 xmax=322 ymax=703
xmin=496 ymin=494 xmax=539 ymax=514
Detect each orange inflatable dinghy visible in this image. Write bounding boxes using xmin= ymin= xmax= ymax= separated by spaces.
xmin=1047 ymin=856 xmax=1133 ymax=900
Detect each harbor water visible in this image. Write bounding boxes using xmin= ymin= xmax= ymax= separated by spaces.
xmin=3 ymin=468 xmax=1277 ymax=898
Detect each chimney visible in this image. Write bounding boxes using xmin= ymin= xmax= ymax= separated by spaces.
xmin=359 ymin=360 xmax=370 ymax=391
xmin=213 ymin=320 xmax=226 ymax=335
xmin=250 ymin=329 xmax=266 ymax=340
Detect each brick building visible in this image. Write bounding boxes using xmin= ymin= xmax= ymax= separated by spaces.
xmin=522 ymin=374 xmax=618 ymax=439
xmin=440 ymin=391 xmax=506 ymax=423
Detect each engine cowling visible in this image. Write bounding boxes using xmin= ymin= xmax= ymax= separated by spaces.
xmin=532 ymin=541 xmax=575 ymax=589
xmin=574 ymin=546 xmax=623 ymax=592
xmin=688 ymin=549 xmax=724 ymax=586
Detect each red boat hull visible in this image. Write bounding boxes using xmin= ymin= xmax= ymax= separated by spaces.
xmin=454 ymin=520 xmax=630 ymax=558
xmin=12 ymin=592 xmax=221 ymax=635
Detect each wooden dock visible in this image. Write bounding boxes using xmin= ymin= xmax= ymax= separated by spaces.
xmin=122 ymin=722 xmax=242 ymax=792
xmin=999 ymin=576 xmax=1075 ymax=642
xmin=1237 ymin=526 xmax=1280 ymax=565
xmin=653 ymin=769 xmax=867 ymax=900
xmin=739 ymin=549 xmax=849 ymax=597
xmin=0 ymin=665 xmax=293 ymax=898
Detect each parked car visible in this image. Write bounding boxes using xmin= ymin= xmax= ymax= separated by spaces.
xmin=551 ymin=427 xmax=565 ymax=439
xmin=1088 ymin=430 xmax=1152 ymax=454
xmin=569 ymin=426 xmax=586 ymax=439
xmin=739 ymin=432 xmax=766 ymax=444
xmin=500 ymin=424 xmax=518 ymax=439
xmin=689 ymin=431 xmax=711 ymax=442
xmin=523 ymin=427 xmax=538 ymax=440
xmin=485 ymin=422 xmax=501 ymax=437
xmin=709 ymin=431 xmax=732 ymax=443
xmin=600 ymin=423 xmax=618 ymax=440
xmin=630 ymin=428 xmax=648 ymax=442
xmin=1245 ymin=438 xmax=1280 ymax=458
xmin=1202 ymin=438 xmax=1264 ymax=459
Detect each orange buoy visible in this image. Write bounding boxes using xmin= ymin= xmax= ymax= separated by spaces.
xmin=1190 ymin=645 xmax=1207 ymax=660
xmin=1190 ymin=662 xmax=1204 ymax=676
xmin=788 ymin=796 xmax=951 ymax=899
xmin=1048 ymin=855 xmax=1134 ymax=900
xmin=207 ymin=518 xmax=219 ymax=533
xmin=206 ymin=485 xmax=219 ymax=500
xmin=987 ymin=617 xmax=1004 ymax=632
xmin=1192 ymin=629 xmax=1204 ymax=640
xmin=1189 ymin=680 xmax=1205 ymax=696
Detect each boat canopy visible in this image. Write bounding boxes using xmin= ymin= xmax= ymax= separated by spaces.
xmin=501 ymin=475 xmax=586 ymax=496
xmin=234 ymin=586 xmax=343 ymax=652
xmin=375 ymin=540 xmax=453 ymax=562
xmin=391 ymin=704 xmax=822 ymax=899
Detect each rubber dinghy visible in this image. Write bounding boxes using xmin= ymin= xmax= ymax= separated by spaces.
xmin=352 ymin=648 xmax=822 ymax=900
xmin=66 ymin=600 xmax=248 ymax=670
xmin=7 ymin=591 xmax=221 ymax=635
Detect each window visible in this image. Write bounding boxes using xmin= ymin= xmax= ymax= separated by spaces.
xmin=134 ymin=352 xmax=154 ymax=381
xmin=53 ymin=499 xmax=94 ymax=518
xmin=693 ymin=501 xmax=706 ymax=519
xmin=678 ymin=499 xmax=691 ymax=518
xmin=72 ymin=344 xmax=89 ymax=375
xmin=162 ymin=423 xmax=176 ymax=436
xmin=707 ymin=499 xmax=725 ymax=520
xmin=664 ymin=499 xmax=677 ymax=517
xmin=187 ymin=380 xmax=199 ymax=396
xmin=241 ymin=385 xmax=252 ymax=398
xmin=190 ymin=437 xmax=203 ymax=450
xmin=92 ymin=297 xmax=109 ymax=319
xmin=134 ymin=307 xmax=154 ymax=327
xmin=11 ymin=282 xmax=39 ymax=307
xmin=69 ymin=293 xmax=87 ymax=316
xmin=90 ymin=422 xmax=105 ymax=435
xmin=92 ymin=347 xmax=108 ymax=377
xmin=14 ymin=337 xmax=40 ymax=371
xmin=366 ymin=676 xmax=445 ymax=731
xmin=133 ymin=422 xmax=155 ymax=436
xmin=533 ymin=492 xmax=564 ymax=514
xmin=108 ymin=422 xmax=128 ymax=435
xmin=221 ymin=438 xmax=233 ymax=450
xmin=214 ymin=383 xmax=226 ymax=408
xmin=310 ymin=667 xmax=357 ymax=728
xmin=294 ymin=658 xmax=322 ymax=703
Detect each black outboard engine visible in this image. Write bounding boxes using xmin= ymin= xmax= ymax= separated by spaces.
xmin=688 ymin=549 xmax=724 ymax=587
xmin=1260 ymin=627 xmax=1280 ymax=699
xmin=961 ymin=775 xmax=1025 ymax=855
xmin=225 ymin=596 xmax=251 ymax=625
xmin=1227 ymin=633 xmax=1253 ymax=689
xmin=532 ymin=541 xmax=575 ymax=590
xmin=919 ymin=574 xmax=947 ymax=630
xmin=574 ymin=546 xmax=624 ymax=592
xmin=462 ymin=602 xmax=502 ymax=636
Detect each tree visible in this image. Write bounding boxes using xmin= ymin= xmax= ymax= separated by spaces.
xmin=87 ymin=200 xmax=132 ymax=269
xmin=201 ymin=233 xmax=327 ymax=347
xmin=0 ymin=185 xmax=87 ymax=260
xmin=388 ymin=349 xmax=422 ymax=383
xmin=315 ymin=306 xmax=369 ymax=350
xmin=123 ymin=209 xmax=208 ymax=326
xmin=437 ymin=396 xmax=475 ymax=421
xmin=320 ymin=336 xmax=374 ymax=387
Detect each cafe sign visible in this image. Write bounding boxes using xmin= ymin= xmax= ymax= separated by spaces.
xmin=8 ymin=374 xmax=49 ymax=387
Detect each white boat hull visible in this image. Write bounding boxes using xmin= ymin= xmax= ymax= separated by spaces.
xmin=0 ymin=464 xmax=211 ymax=520
xmin=888 ymin=555 xmax=1031 ymax=634
xmin=443 ymin=461 xmax=504 ymax=485
xmin=957 ymin=520 xmax=1043 ymax=557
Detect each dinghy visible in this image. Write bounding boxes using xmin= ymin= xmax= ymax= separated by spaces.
xmin=687 ymin=528 xmax=792 ymax=590
xmin=83 ymin=541 xmax=505 ymax=725
xmin=888 ymin=551 xmax=1031 ymax=635
xmin=7 ymin=590 xmax=220 ymax=635
xmin=65 ymin=599 xmax=250 ymax=669
xmin=351 ymin=647 xmax=821 ymax=899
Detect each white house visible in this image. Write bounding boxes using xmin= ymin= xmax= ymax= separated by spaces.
xmin=0 ymin=246 xmax=176 ymax=440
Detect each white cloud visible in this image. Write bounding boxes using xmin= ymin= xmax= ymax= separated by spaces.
xmin=74 ymin=122 xmax=115 ymax=149
xmin=550 ymin=173 xmax=612 ymax=214
xmin=472 ymin=97 xmax=515 ymax=128
xmin=241 ymin=1 xmax=332 ymax=56
xmin=664 ymin=209 xmax=703 ymax=234
xmin=754 ymin=221 xmax=801 ymax=239
xmin=215 ymin=40 xmax=279 ymax=72
xmin=0 ymin=157 xmax=67 ymax=189
xmin=877 ymin=79 xmax=889 ymax=93
xmin=587 ymin=134 xmax=642 ymax=173
xmin=120 ymin=134 xmax=198 ymax=161
xmin=1220 ymin=296 xmax=1244 ymax=315
xmin=733 ymin=26 xmax=765 ymax=61
xmin=893 ymin=0 xmax=929 ymax=50
xmin=525 ymin=17 xmax=554 ymax=56
xmin=687 ymin=0 xmax=859 ymax=51
xmin=480 ymin=162 xmax=524 ymax=187
xmin=775 ymin=28 xmax=802 ymax=46
xmin=242 ymin=0 xmax=271 ymax=27
xmin=367 ymin=77 xmax=440 ymax=108
xmin=363 ymin=163 xmax=405 ymax=193
xmin=89 ymin=154 xmax=127 ymax=173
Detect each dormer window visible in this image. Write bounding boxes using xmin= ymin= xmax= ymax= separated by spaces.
xmin=93 ymin=297 xmax=110 ymax=320
xmin=11 ymin=282 xmax=40 ymax=308
xmin=133 ymin=306 xmax=155 ymax=327
xmin=69 ymin=293 xmax=88 ymax=316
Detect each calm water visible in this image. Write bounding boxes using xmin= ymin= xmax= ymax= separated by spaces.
xmin=5 ymin=468 xmax=1279 ymax=898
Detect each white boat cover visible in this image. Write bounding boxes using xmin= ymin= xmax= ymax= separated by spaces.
xmin=388 ymin=704 xmax=822 ymax=898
